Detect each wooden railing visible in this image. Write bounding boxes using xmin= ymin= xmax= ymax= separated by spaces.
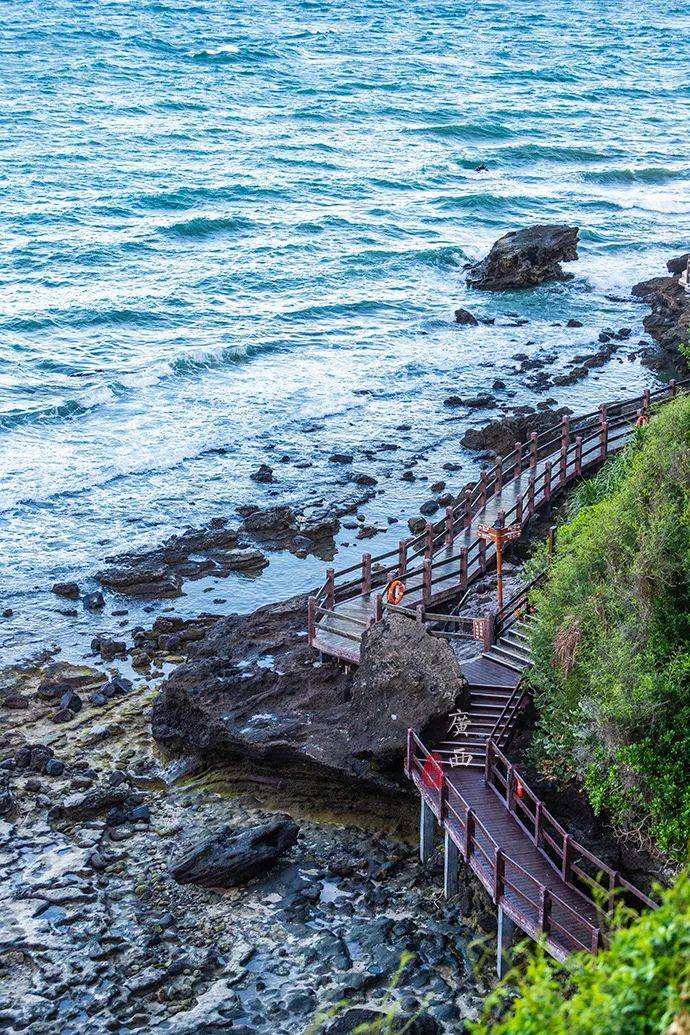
xmin=494 ymin=569 xmax=546 ymax=641
xmin=485 ymin=742 xmax=659 ymax=916
xmin=406 ymin=731 xmax=602 ymax=958
xmin=310 ymin=380 xmax=689 ymax=658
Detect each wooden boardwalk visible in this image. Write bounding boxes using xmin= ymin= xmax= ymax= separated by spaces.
xmin=308 ymin=384 xmax=686 ymax=664
xmin=306 ymin=383 xmax=686 ymax=961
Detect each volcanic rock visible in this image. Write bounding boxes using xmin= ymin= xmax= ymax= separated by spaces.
xmin=461 ymin=405 xmax=571 ymax=455
xmin=467 ymin=224 xmax=579 ymax=291
xmin=97 ymin=521 xmax=267 ymax=597
xmin=152 ymin=599 xmax=466 ymax=794
xmin=454 ymin=307 xmax=478 ymax=326
xmin=170 ymin=817 xmax=299 ymax=888
xmin=52 ymin=581 xmax=80 ymax=599
xmin=632 ymin=265 xmax=690 ymax=374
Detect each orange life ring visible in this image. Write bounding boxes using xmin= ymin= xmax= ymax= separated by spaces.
xmin=387 ymin=579 xmax=405 ymax=605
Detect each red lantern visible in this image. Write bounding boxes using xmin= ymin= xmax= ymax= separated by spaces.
xmin=422 ymin=752 xmax=444 ymax=791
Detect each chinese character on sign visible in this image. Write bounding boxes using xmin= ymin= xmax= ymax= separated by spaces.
xmin=448 ymin=710 xmax=470 ymax=738
xmin=449 ymin=749 xmax=473 ymax=768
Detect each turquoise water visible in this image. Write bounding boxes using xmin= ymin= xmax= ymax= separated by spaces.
xmin=1 ymin=0 xmax=689 ymax=658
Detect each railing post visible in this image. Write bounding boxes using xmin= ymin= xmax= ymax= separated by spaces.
xmin=464 ymin=489 xmax=472 ymax=530
xmin=599 ymin=402 xmax=608 ymax=428
xmin=422 ymin=557 xmax=432 ymax=604
xmin=534 ymin=800 xmax=542 ymax=846
xmin=544 ymin=461 xmax=552 ymax=504
xmin=325 ymin=568 xmax=335 ymax=609
xmin=670 ymin=378 xmax=677 ymax=398
xmin=514 ymin=441 xmax=523 ymax=478
xmin=528 ymin=474 xmax=536 ymax=516
xmin=547 ymin=524 xmax=556 ymax=560
xmin=405 ymin=728 xmax=413 ymax=777
xmin=479 ymin=537 xmax=487 ymax=572
xmin=444 ymin=506 xmax=455 ymax=547
xmin=361 ymin=554 xmax=372 ymax=595
xmin=494 ymin=847 xmax=505 ymax=902
xmin=561 ymin=833 xmax=571 ymax=882
xmin=515 ymin=494 xmax=523 ymax=526
xmin=479 ymin=468 xmax=488 ymax=509
xmin=608 ymin=870 xmax=619 ymax=914
xmin=307 ymin=595 xmax=316 ymax=646
xmin=398 ymin=539 xmax=408 ymax=578
xmin=485 ymin=739 xmax=492 ymax=783
xmin=424 ymin=522 xmax=434 ymax=558
xmin=529 ymin=431 xmax=538 ymax=470
xmin=643 ymin=388 xmax=650 ymax=415
xmin=483 ymin=612 xmax=495 ymax=651
xmin=506 ymin=763 xmax=514 ymax=810
xmin=591 ymin=926 xmax=601 ymax=954
xmin=439 ymin=773 xmax=448 ymax=823
xmin=459 ymin=547 xmax=468 ymax=590
xmin=416 ymin=603 xmax=424 ymax=623
xmin=465 ymin=807 xmax=474 ymax=859
xmin=600 ymin=419 xmax=609 ymax=460
xmin=575 ymin=435 xmax=583 ymax=476
xmin=375 ymin=593 xmax=384 ymax=623
xmin=540 ymin=886 xmax=551 ymax=935
xmin=495 ymin=457 xmax=503 ymax=493
xmin=560 ymin=425 xmax=569 ymax=485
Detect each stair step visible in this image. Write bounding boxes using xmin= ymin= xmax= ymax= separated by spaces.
xmin=481 ymin=650 xmax=526 ymax=674
xmin=469 ymin=688 xmax=514 ymax=699
xmin=500 ymin=635 xmax=532 ymax=655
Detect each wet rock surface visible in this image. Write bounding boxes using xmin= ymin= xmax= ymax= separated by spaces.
xmin=0 ymin=652 xmax=489 ymax=1034
xmin=152 ymin=602 xmax=466 ymax=795
xmin=461 ymin=404 xmax=571 ymax=455
xmin=632 ymin=256 xmax=690 ymax=375
xmin=171 ymin=816 xmax=300 ymax=887
xmin=466 ymin=224 xmax=579 ymax=291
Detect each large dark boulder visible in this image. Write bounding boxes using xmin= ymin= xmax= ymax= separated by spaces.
xmin=467 ymin=224 xmax=579 ymax=290
xmin=152 ymin=597 xmax=466 ymax=796
xmin=170 ymin=817 xmax=299 ymax=887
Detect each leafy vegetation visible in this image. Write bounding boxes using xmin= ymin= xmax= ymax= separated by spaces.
xmin=470 ymin=870 xmax=690 ymax=1035
xmin=526 ymin=394 xmax=690 ymax=858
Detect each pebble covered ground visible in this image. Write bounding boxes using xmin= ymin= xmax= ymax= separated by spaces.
xmin=0 ymin=654 xmax=493 ymax=1033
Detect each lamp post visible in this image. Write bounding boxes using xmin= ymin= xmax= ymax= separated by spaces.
xmin=477 ymin=510 xmax=522 ymax=611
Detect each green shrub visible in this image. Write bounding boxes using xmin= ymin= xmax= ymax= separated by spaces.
xmin=470 ymin=871 xmax=690 ymax=1035
xmin=526 ymin=395 xmax=690 ymax=858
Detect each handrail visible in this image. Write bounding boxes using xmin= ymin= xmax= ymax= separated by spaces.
xmin=311 ymin=380 xmax=690 ymax=654
xmin=406 ymin=730 xmax=600 ymax=956
xmin=486 ymin=741 xmax=659 ymax=915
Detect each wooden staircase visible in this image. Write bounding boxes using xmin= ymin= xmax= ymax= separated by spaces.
xmin=436 ymin=616 xmax=535 ymax=770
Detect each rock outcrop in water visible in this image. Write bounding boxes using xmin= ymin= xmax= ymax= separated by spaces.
xmin=632 ymin=254 xmax=690 ymax=374
xmin=152 ymin=598 xmax=466 ymax=795
xmin=467 ymin=224 xmax=579 ymax=290
xmin=461 ymin=404 xmax=572 ymax=455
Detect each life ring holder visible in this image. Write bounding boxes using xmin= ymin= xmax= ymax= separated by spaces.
xmin=386 ymin=579 xmax=406 ymax=606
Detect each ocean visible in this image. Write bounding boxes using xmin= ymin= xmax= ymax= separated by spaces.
xmin=1 ymin=0 xmax=689 ymax=661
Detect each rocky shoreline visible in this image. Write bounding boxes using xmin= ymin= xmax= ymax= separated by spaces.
xmin=2 ymin=232 xmax=687 ymax=1032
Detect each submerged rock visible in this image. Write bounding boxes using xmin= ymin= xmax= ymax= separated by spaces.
xmin=454 ymin=307 xmax=478 ymax=326
xmin=467 ymin=224 xmax=579 ymax=291
xmin=97 ymin=520 xmax=267 ymax=597
xmin=152 ymin=598 xmax=465 ymax=795
xmin=170 ymin=817 xmax=299 ymax=887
